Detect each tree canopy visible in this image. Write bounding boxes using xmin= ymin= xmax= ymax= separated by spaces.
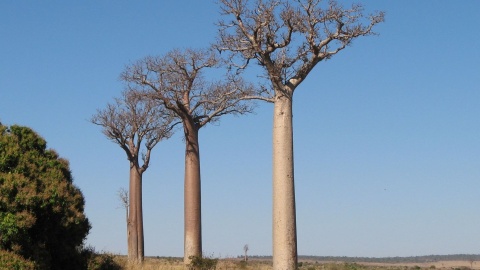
xmin=0 ymin=124 xmax=91 ymax=270
xmin=217 ymin=0 xmax=385 ymax=97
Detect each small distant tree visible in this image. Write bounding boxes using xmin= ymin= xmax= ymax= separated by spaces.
xmin=117 ymin=187 xmax=129 ymax=241
xmin=91 ymin=90 xmax=174 ymax=264
xmin=121 ymin=48 xmax=256 ymax=264
xmin=0 ymin=124 xmax=90 ymax=270
xmin=216 ymin=1 xmax=384 ymax=269
xmin=243 ymin=244 xmax=249 ymax=262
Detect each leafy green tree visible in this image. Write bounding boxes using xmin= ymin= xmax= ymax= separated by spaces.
xmin=0 ymin=124 xmax=91 ymax=270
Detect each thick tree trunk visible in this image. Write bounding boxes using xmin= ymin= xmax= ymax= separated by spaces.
xmin=128 ymin=164 xmax=138 ymax=263
xmin=183 ymin=120 xmax=202 ymax=265
xmin=272 ymin=95 xmax=298 ymax=270
xmin=136 ymin=170 xmax=144 ymax=262
xmin=128 ymin=164 xmax=144 ymax=264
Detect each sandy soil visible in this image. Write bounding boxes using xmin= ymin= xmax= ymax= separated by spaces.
xmin=348 ymin=261 xmax=478 ymax=269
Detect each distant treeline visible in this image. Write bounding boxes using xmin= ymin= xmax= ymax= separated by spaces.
xmin=245 ymin=255 xmax=480 ymax=263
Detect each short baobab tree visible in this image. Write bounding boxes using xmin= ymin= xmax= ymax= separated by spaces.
xmin=117 ymin=187 xmax=129 ymax=240
xmin=121 ymin=48 xmax=256 ymax=264
xmin=244 ymin=244 xmax=249 ymax=262
xmin=216 ymin=0 xmax=384 ymax=269
xmin=91 ymin=90 xmax=174 ymax=264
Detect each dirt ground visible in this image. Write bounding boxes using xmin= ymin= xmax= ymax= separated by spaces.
xmin=359 ymin=261 xmax=478 ymax=269
xmin=115 ymin=256 xmax=480 ymax=270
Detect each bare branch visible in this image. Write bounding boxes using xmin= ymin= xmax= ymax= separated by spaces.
xmin=91 ymin=89 xmax=174 ymax=171
xmin=120 ymin=47 xmax=259 ymax=131
xmin=117 ymin=187 xmax=129 ymax=211
xmin=117 ymin=187 xmax=129 ymax=227
xmin=216 ymin=0 xmax=385 ymax=94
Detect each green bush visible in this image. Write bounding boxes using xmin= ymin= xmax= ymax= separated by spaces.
xmin=0 ymin=124 xmax=90 ymax=270
xmin=81 ymin=246 xmax=121 ymax=270
xmin=87 ymin=253 xmax=120 ymax=270
xmin=237 ymin=260 xmax=247 ymax=269
xmin=453 ymin=267 xmax=471 ymax=270
xmin=188 ymin=255 xmax=218 ymax=270
xmin=345 ymin=263 xmax=367 ymax=270
xmin=0 ymin=249 xmax=36 ymax=270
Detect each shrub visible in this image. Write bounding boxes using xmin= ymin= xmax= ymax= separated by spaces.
xmin=0 ymin=249 xmax=36 ymax=270
xmin=0 ymin=124 xmax=90 ymax=270
xmin=237 ymin=260 xmax=248 ymax=269
xmin=345 ymin=263 xmax=367 ymax=270
xmin=80 ymin=246 xmax=121 ymax=270
xmin=188 ymin=255 xmax=218 ymax=270
xmin=87 ymin=253 xmax=120 ymax=270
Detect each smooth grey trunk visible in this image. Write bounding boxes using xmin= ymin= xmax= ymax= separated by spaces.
xmin=128 ymin=164 xmax=144 ymax=264
xmin=183 ymin=120 xmax=202 ymax=264
xmin=125 ymin=205 xmax=129 ymax=249
xmin=128 ymin=165 xmax=137 ymax=263
xmin=136 ymin=171 xmax=144 ymax=262
xmin=272 ymin=95 xmax=297 ymax=270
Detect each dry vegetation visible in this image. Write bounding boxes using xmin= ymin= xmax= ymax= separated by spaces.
xmin=112 ymin=256 xmax=271 ymax=270
xmin=110 ymin=256 xmax=480 ymax=270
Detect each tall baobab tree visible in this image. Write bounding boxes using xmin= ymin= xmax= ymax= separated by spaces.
xmin=91 ymin=90 xmax=174 ymax=264
xmin=216 ymin=1 xmax=384 ymax=269
xmin=121 ymin=48 xmax=256 ymax=264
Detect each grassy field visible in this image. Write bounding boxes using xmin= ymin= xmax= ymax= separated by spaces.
xmin=111 ymin=256 xmax=480 ymax=270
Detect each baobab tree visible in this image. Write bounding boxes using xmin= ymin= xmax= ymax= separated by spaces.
xmin=121 ymin=48 xmax=256 ymax=264
xmin=117 ymin=187 xmax=129 ymax=242
xmin=91 ymin=90 xmax=174 ymax=264
xmin=244 ymin=244 xmax=249 ymax=262
xmin=216 ymin=0 xmax=384 ymax=269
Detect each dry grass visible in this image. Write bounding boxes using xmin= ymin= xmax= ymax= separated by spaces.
xmin=111 ymin=256 xmax=479 ymax=270
xmin=113 ymin=256 xmax=182 ymax=270
xmin=112 ymin=256 xmax=272 ymax=270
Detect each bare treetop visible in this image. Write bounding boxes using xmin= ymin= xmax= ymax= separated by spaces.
xmin=217 ymin=0 xmax=385 ymax=96
xmin=91 ymin=89 xmax=174 ymax=172
xmin=121 ymin=48 xmax=257 ymax=129
xmin=120 ymin=47 xmax=258 ymax=263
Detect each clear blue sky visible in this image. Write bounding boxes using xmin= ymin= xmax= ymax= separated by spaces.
xmin=1 ymin=1 xmax=479 ymax=258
